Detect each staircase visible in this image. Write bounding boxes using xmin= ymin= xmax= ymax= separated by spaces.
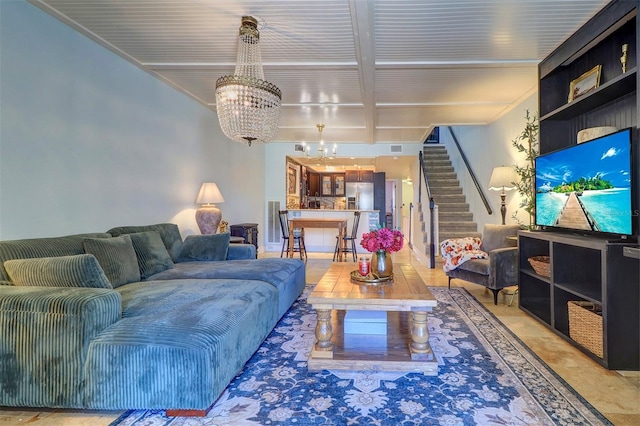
xmin=421 ymin=145 xmax=481 ymax=256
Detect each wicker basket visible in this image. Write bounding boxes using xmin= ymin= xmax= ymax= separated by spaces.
xmin=528 ymin=256 xmax=550 ymax=277
xmin=568 ymin=301 xmax=603 ymax=358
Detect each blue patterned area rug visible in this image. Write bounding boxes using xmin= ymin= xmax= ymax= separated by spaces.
xmin=111 ymin=286 xmax=611 ymax=426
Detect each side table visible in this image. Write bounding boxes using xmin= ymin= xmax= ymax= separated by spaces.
xmin=230 ymin=223 xmax=258 ymax=257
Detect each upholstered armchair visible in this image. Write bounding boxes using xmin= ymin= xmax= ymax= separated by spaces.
xmin=441 ymin=224 xmax=520 ymax=304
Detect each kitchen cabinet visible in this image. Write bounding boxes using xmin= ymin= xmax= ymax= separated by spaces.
xmin=321 ymin=175 xmax=333 ymax=196
xmin=334 ymin=174 xmax=345 ymax=196
xmin=345 ymin=170 xmax=373 ymax=182
xmin=307 ymin=172 xmax=320 ymax=196
xmin=320 ymin=173 xmax=346 ymax=196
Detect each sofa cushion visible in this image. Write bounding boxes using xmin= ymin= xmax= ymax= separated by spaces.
xmin=177 ymin=233 xmax=230 ymax=262
xmin=83 ymin=235 xmax=141 ymax=288
xmin=0 ymin=232 xmax=112 ymax=282
xmin=3 ymin=254 xmax=112 ymax=288
xmin=128 ymin=231 xmax=174 ymax=279
xmin=107 ymin=224 xmax=183 ymax=262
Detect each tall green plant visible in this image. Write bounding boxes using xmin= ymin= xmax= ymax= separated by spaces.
xmin=511 ymin=110 xmax=539 ymax=229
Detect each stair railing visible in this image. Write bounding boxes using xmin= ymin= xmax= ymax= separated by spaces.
xmin=418 ymin=151 xmax=436 ymax=268
xmin=446 ymin=127 xmax=493 ymax=215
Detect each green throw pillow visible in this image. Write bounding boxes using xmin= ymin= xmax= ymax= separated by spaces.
xmin=177 ymin=233 xmax=230 ymax=262
xmin=83 ymin=235 xmax=141 ymax=288
xmin=4 ymin=254 xmax=112 ymax=288
xmin=128 ymin=230 xmax=175 ymax=279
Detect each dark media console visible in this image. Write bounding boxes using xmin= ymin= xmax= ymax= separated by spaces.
xmin=518 ymin=230 xmax=639 ymax=370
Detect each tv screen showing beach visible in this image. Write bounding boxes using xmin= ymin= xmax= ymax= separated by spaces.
xmin=535 ymin=128 xmax=633 ymax=235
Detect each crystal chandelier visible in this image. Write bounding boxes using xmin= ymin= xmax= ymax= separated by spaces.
xmin=215 ymin=16 xmax=282 ymax=146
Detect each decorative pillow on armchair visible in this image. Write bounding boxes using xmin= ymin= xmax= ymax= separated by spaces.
xmin=439 ymin=237 xmax=487 ymax=273
xmin=177 ymin=233 xmax=230 ymax=262
xmin=83 ymin=235 xmax=141 ymax=288
xmin=128 ymin=230 xmax=175 ymax=279
xmin=4 ymin=254 xmax=112 ymax=288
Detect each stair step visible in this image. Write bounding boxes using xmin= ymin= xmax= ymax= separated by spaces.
xmin=427 ymin=173 xmax=460 ymax=186
xmin=438 ymin=211 xmax=474 ymax=221
xmin=423 ymin=147 xmax=447 ymax=154
xmin=436 ymin=203 xmax=470 ymax=213
xmin=424 ymin=159 xmax=452 ymax=165
xmin=426 ymin=172 xmax=457 ymax=180
xmin=425 ymin=165 xmax=454 ymax=173
xmin=430 ymin=186 xmax=462 ymax=195
xmin=433 ymin=194 xmax=467 ymax=203
xmin=439 ymin=222 xmax=478 ymax=232
xmin=438 ymin=231 xmax=482 ymax=242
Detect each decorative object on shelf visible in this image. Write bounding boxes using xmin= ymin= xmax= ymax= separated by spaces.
xmin=568 ymin=64 xmax=602 ymax=102
xmin=195 ymin=182 xmax=225 ymax=234
xmin=301 ymin=124 xmax=337 ymax=159
xmin=511 ymin=110 xmax=539 ymax=230
xmin=215 ymin=16 xmax=281 ymax=146
xmin=577 ymin=126 xmax=618 ymax=144
xmin=360 ymin=227 xmax=404 ymax=279
xmin=527 ymin=255 xmax=550 ymax=277
xmin=218 ymin=220 xmax=229 ymax=234
xmin=621 ymin=43 xmax=629 ymax=73
xmin=489 ymin=166 xmax=519 ymax=225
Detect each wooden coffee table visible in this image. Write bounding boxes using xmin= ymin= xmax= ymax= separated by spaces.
xmin=307 ymin=262 xmax=438 ymax=375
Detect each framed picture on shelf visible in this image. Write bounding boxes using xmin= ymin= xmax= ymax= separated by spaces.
xmin=568 ymin=65 xmax=602 ymax=102
xmin=287 ymin=162 xmax=300 ymax=196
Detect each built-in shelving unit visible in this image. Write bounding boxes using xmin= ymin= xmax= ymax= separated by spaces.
xmin=520 ymin=0 xmax=640 ymax=371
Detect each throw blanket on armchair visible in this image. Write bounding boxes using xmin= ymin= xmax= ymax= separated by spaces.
xmin=440 ymin=237 xmax=488 ymax=272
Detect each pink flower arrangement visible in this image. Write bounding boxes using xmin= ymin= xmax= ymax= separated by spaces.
xmin=360 ymin=227 xmax=404 ymax=253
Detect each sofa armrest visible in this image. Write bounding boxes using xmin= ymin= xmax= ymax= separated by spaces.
xmin=0 ymin=286 xmax=121 ymax=407
xmin=227 ymin=244 xmax=256 ymax=260
xmin=488 ymin=247 xmax=519 ymax=288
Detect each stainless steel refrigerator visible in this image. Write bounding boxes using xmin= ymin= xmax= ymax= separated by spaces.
xmin=345 ymin=182 xmax=374 ymax=210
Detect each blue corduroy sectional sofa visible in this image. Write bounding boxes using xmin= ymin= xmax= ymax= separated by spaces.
xmin=0 ymin=223 xmax=306 ymax=412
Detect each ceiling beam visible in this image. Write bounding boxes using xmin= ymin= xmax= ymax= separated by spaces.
xmin=349 ymin=0 xmax=376 ymax=144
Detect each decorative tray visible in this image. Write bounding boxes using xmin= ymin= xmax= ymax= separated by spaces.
xmin=350 ymin=270 xmax=393 ymax=285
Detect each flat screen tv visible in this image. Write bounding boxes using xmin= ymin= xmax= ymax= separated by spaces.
xmin=535 ymin=128 xmax=634 ymax=237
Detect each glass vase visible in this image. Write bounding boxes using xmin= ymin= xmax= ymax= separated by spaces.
xmin=371 ymin=250 xmax=393 ymax=278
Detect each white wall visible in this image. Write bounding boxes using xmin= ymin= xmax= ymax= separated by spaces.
xmin=0 ymin=2 xmax=264 ymax=240
xmin=441 ymin=94 xmax=539 ymax=229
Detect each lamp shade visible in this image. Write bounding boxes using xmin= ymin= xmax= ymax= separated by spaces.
xmin=488 ymin=166 xmax=518 ymax=191
xmin=195 ymin=182 xmax=225 ymax=205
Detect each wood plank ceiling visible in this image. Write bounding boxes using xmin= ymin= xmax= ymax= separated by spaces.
xmin=30 ymin=0 xmax=609 ymax=147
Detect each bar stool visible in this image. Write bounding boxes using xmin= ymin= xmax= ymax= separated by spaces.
xmin=334 ymin=211 xmax=361 ymax=262
xmin=278 ymin=210 xmax=307 ymax=261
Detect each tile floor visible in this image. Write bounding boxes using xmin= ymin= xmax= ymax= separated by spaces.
xmin=1 ymin=247 xmax=639 ymax=425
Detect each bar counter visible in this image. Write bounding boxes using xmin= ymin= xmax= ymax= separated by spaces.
xmin=287 ymin=209 xmax=379 ymax=254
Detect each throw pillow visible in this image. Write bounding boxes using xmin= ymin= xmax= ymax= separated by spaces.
xmin=4 ymin=254 xmax=112 ymax=288
xmin=177 ymin=233 xmax=230 ymax=262
xmin=83 ymin=235 xmax=140 ymax=288
xmin=128 ymin=230 xmax=175 ymax=279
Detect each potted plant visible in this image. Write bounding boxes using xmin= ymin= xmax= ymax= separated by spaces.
xmin=511 ymin=110 xmax=539 ymax=229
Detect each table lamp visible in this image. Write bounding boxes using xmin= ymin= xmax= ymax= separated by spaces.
xmin=195 ymin=182 xmax=225 ymax=234
xmin=488 ymin=166 xmax=518 ymax=225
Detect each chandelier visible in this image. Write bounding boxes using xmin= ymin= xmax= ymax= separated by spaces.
xmin=303 ymin=124 xmax=337 ymax=159
xmin=215 ymin=16 xmax=282 ymax=146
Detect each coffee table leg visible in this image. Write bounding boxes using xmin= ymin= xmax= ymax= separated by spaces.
xmin=410 ymin=311 xmax=433 ymax=360
xmin=312 ymin=309 xmax=334 ymax=358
